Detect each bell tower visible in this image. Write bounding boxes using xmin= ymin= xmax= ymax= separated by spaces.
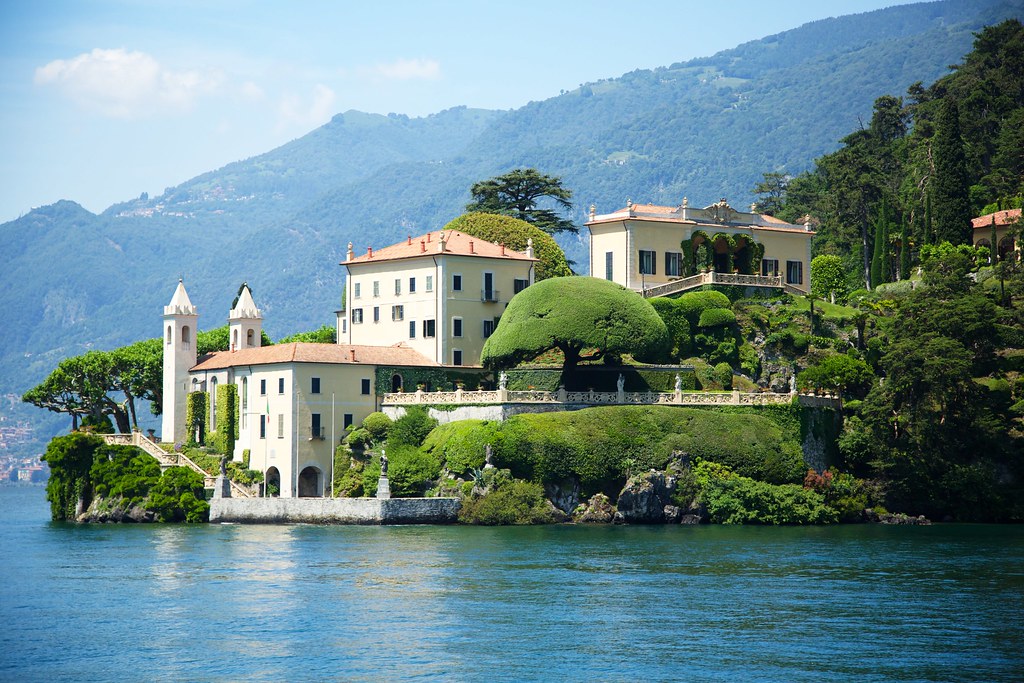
xmin=229 ymin=283 xmax=262 ymax=351
xmin=161 ymin=279 xmax=198 ymax=444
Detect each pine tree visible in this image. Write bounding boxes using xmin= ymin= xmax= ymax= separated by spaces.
xmin=923 ymin=194 xmax=933 ymax=246
xmin=900 ymin=216 xmax=911 ymax=280
xmin=870 ymin=200 xmax=887 ymax=289
xmin=932 ymin=99 xmax=972 ymax=244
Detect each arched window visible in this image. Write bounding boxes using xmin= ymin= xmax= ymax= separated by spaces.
xmin=232 ymin=329 xmax=239 ymax=350
xmin=182 ymin=325 xmax=191 ymax=348
xmin=166 ymin=325 xmax=172 ymax=345
xmin=246 ymin=329 xmax=255 ymax=347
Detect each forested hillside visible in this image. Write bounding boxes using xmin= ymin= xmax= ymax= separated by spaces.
xmin=3 ymin=0 xmax=1022 ymax=456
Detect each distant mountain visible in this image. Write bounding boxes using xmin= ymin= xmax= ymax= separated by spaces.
xmin=2 ymin=0 xmax=1021 ymax=455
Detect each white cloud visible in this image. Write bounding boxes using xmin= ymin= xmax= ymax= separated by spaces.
xmin=277 ymin=83 xmax=336 ymax=129
xmin=34 ymin=48 xmax=221 ymax=118
xmin=239 ymin=81 xmax=265 ymax=101
xmin=371 ymin=58 xmax=441 ymax=81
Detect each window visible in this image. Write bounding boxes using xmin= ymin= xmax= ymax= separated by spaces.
xmin=165 ymin=325 xmax=172 ymax=345
xmin=786 ymin=260 xmax=804 ymax=285
xmin=409 ymin=277 xmax=416 ymax=293
xmin=311 ymin=377 xmax=320 ymax=394
xmin=453 ymin=274 xmax=462 ymax=291
xmin=210 ymin=377 xmax=218 ymax=430
xmin=761 ymin=259 xmax=779 ymax=277
xmin=352 ymin=308 xmax=363 ymax=324
xmin=392 ymin=305 xmax=404 ymax=321
xmin=260 ymin=379 xmax=267 ymax=395
xmin=311 ymin=413 xmax=322 ymax=440
xmin=453 ymin=349 xmax=463 ymax=366
xmin=605 ymin=252 xmax=614 ymax=281
xmin=361 ymin=378 xmax=371 ymax=395
xmin=259 ymin=415 xmax=266 ymax=439
xmin=372 ymin=280 xmax=380 ymax=297
xmin=344 ymin=413 xmax=353 ymax=429
xmin=354 ymin=282 xmax=361 ymax=299
xmin=423 ymin=319 xmax=436 ymax=338
xmin=426 ymin=275 xmax=433 ymax=292
xmin=453 ymin=317 xmax=463 ymax=337
xmin=409 ymin=320 xmax=416 ymax=338
xmin=277 ymin=414 xmax=284 ymax=438
xmin=639 ymin=249 xmax=656 ymax=275
xmin=482 ymin=272 xmax=496 ymax=301
xmin=241 ymin=378 xmax=248 ymax=429
xmin=341 ymin=319 xmax=347 ymax=334
xmin=514 ymin=278 xmax=529 ymax=294
xmin=665 ymin=252 xmax=682 ymax=277
xmin=278 ymin=377 xmax=285 ymax=394
xmin=394 ymin=279 xmax=401 ymax=295
xmin=483 ymin=319 xmax=496 ymax=338
xmin=373 ymin=306 xmax=380 ymax=323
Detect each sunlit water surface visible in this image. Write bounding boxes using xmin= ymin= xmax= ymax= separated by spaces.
xmin=2 ymin=486 xmax=1022 ymax=681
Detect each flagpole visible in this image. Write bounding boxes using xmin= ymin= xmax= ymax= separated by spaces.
xmin=330 ymin=392 xmax=335 ymax=498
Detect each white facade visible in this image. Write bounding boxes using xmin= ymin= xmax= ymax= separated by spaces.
xmin=161 ymin=280 xmax=197 ymax=445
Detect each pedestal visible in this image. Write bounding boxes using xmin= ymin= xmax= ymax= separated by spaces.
xmin=376 ymin=476 xmax=391 ymax=499
xmin=213 ymin=474 xmax=232 ymax=499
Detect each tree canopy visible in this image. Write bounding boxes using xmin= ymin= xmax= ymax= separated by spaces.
xmin=480 ymin=276 xmax=669 ymax=373
xmin=442 ymin=212 xmax=573 ymax=280
xmin=465 ymin=168 xmax=576 ymax=234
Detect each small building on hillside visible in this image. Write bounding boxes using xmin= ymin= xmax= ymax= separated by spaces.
xmin=585 ymin=198 xmax=813 ymax=294
xmin=339 ymin=229 xmax=537 ymax=367
xmin=972 ymin=208 xmax=1020 ymax=260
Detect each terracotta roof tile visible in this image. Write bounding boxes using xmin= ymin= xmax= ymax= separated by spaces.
xmin=972 ymin=208 xmax=1022 ymax=229
xmin=191 ymin=342 xmax=438 ymax=371
xmin=343 ymin=230 xmax=535 ymax=265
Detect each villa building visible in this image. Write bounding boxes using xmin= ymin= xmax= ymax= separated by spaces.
xmin=972 ymin=208 xmax=1020 ymax=260
xmin=338 ymin=229 xmax=537 ymax=367
xmin=585 ymin=198 xmax=814 ymax=294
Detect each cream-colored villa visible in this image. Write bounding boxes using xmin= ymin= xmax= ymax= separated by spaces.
xmin=160 ymin=196 xmax=813 ymax=497
xmin=586 ymin=198 xmax=813 ymax=294
xmin=972 ymin=208 xmax=1020 ymax=260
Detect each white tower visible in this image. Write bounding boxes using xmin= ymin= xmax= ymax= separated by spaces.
xmin=162 ymin=279 xmax=198 ymax=444
xmin=229 ymin=283 xmax=262 ymax=351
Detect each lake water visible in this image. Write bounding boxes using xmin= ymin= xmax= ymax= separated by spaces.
xmin=2 ymin=485 xmax=1023 ymax=682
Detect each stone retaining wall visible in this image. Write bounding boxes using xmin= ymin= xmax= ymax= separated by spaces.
xmin=210 ymin=497 xmax=460 ymax=525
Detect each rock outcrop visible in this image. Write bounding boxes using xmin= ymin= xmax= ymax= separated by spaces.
xmin=614 ymin=471 xmax=677 ymax=524
xmin=573 ymin=493 xmax=615 ymax=523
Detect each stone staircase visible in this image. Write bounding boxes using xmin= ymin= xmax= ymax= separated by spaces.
xmin=101 ymin=432 xmax=253 ymax=498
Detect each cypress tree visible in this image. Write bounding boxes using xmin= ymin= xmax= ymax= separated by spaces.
xmin=932 ymin=99 xmax=972 ymax=244
xmin=923 ymin=194 xmax=933 ymax=246
xmin=990 ymin=216 xmax=999 ymax=263
xmin=870 ymin=200 xmax=887 ymax=289
xmin=900 ymin=216 xmax=911 ymax=279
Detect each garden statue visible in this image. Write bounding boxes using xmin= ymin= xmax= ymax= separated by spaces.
xmin=484 ymin=443 xmax=495 ymax=469
xmin=219 ymin=454 xmax=229 ymax=477
xmin=380 ymin=449 xmax=388 ymax=475
xmin=617 ymin=373 xmax=625 ymax=393
xmin=675 ymin=373 xmax=682 ymax=392
xmin=499 ymin=371 xmax=508 ymax=390
xmin=789 ymin=373 xmax=797 ymax=394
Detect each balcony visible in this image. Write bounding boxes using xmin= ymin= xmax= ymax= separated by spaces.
xmin=309 ymin=427 xmax=325 ymax=441
xmin=481 ymin=289 xmax=500 ymax=303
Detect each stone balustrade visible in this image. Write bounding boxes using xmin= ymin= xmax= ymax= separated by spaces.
xmin=641 ymin=271 xmax=788 ymax=298
xmin=382 ymin=387 xmax=838 ymax=408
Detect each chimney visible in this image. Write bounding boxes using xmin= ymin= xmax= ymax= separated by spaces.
xmin=350 ymin=349 xmax=356 ymax=362
xmin=469 ymin=239 xmax=475 ymax=254
xmin=500 ymin=243 xmax=505 ymax=256
xmin=420 ymin=240 xmax=426 ymax=253
xmin=407 ymin=235 xmax=411 ymax=245
xmin=367 ymin=246 xmax=373 ymax=258
xmin=427 ymin=232 xmax=431 ymax=242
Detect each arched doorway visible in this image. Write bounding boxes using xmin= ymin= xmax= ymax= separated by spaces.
xmin=999 ymin=235 xmax=1016 ymax=261
xmin=298 ymin=466 xmax=321 ymax=497
xmin=265 ymin=466 xmax=281 ymax=497
xmin=391 ymin=373 xmax=403 ymax=392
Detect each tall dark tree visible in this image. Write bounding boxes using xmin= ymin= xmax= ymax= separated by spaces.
xmin=870 ymin=200 xmax=889 ymax=289
xmin=899 ymin=216 xmax=911 ymax=279
xmin=752 ymin=172 xmax=789 ymax=216
xmin=466 ymin=168 xmax=576 ymax=234
xmin=932 ymin=99 xmax=972 ymax=244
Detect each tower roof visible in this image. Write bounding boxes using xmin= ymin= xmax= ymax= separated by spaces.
xmin=229 ymin=283 xmax=262 ymax=320
xmin=164 ymin=279 xmax=197 ymax=316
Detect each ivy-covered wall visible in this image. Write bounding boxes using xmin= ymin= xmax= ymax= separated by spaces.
xmin=186 ymin=392 xmax=207 ymax=445
xmin=374 ymin=366 xmax=490 ymax=393
xmin=206 ymin=384 xmax=238 ymax=455
xmin=507 ymin=367 xmax=695 ymax=392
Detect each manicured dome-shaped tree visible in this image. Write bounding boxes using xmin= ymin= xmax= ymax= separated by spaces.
xmin=481 ymin=276 xmax=669 ymax=374
xmin=442 ymin=212 xmax=573 ymax=280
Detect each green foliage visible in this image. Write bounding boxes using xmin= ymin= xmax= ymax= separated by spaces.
xmin=420 ymin=419 xmax=500 ymax=475
xmin=276 ymin=324 xmax=337 ymax=344
xmin=697 ymin=307 xmax=736 ymax=328
xmin=675 ymin=291 xmax=732 ymax=328
xmin=146 ymin=467 xmax=209 ymax=523
xmin=442 ymin=212 xmax=573 ymax=280
xmin=186 ymin=392 xmax=206 ymax=444
xmin=694 ymin=460 xmax=838 ymax=525
xmin=207 ymin=383 xmax=238 ymax=455
xmin=459 ymin=476 xmax=557 ymax=525
xmin=361 ymin=412 xmax=392 ymax=442
xmin=387 ymin=406 xmax=438 ymax=447
xmin=932 ymin=98 xmax=972 ymax=245
xmin=811 ymin=255 xmax=849 ymax=303
xmin=385 ymin=443 xmax=442 ymax=497
xmin=41 ymin=432 xmax=103 ymax=520
xmin=374 ymin=366 xmax=485 ymax=394
xmin=714 ymin=362 xmax=733 ymax=390
xmin=465 ymin=168 xmax=576 ymax=235
xmin=481 ymin=277 xmax=669 ymax=373
xmin=649 ymin=297 xmax=692 ymax=359
xmin=90 ymin=445 xmax=160 ymax=506
xmin=797 ymin=354 xmax=874 ymax=400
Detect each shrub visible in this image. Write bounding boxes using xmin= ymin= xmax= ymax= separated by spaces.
xmin=738 ymin=342 xmax=761 ymax=378
xmin=714 ymin=362 xmax=733 ymax=390
xmin=676 ymin=290 xmax=731 ymax=327
xmin=361 ymin=412 xmax=392 ymax=442
xmin=459 ymin=478 xmax=557 ymax=525
xmin=42 ymin=432 xmax=104 ymax=521
xmin=90 ymin=445 xmax=160 ymax=506
xmin=146 ymin=466 xmax=209 ymax=522
xmin=387 ymin=406 xmax=438 ymax=447
xmin=345 ymin=428 xmax=371 ymax=448
xmin=695 ymin=460 xmax=837 ymax=525
xmin=649 ymin=297 xmax=692 ymax=359
xmin=386 ymin=444 xmax=442 ymax=497
xmin=420 ymin=420 xmax=500 ymax=475
xmin=698 ymin=307 xmax=736 ymax=328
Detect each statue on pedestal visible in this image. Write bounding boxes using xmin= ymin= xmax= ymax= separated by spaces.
xmin=380 ymin=449 xmax=388 ymax=475
xmin=675 ymin=373 xmax=682 ymax=392
xmin=498 ymin=371 xmax=508 ymax=391
xmin=617 ymin=373 xmax=625 ymax=393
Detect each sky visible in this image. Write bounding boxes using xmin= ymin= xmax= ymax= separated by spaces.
xmin=0 ymin=0 xmax=922 ymax=224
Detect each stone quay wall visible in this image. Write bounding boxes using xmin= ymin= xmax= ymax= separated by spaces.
xmin=210 ymin=497 xmax=460 ymax=525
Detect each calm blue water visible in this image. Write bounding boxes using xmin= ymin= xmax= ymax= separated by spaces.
xmin=2 ymin=486 xmax=1022 ymax=682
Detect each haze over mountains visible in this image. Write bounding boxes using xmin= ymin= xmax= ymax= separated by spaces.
xmin=3 ymin=0 xmax=1022 ymax=453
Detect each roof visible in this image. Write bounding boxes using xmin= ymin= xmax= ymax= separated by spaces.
xmin=190 ymin=342 xmax=438 ymax=371
xmin=164 ymin=280 xmax=197 ymax=316
xmin=342 ymin=230 xmax=536 ymax=266
xmin=972 ymin=208 xmax=1021 ymax=230
xmin=229 ymin=284 xmax=261 ymax=320
xmin=587 ymin=199 xmax=813 ymax=234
